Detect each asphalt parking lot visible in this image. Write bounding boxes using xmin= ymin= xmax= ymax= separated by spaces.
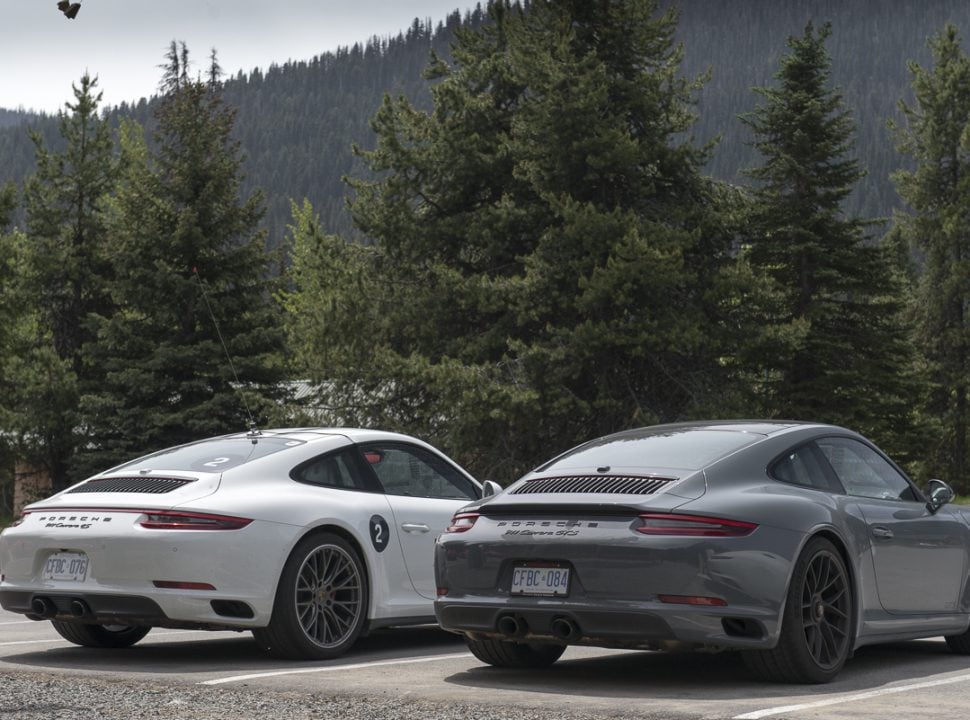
xmin=3 ymin=607 xmax=970 ymax=719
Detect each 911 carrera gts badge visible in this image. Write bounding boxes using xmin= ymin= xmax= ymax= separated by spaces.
xmin=370 ymin=515 xmax=390 ymax=552
xmin=497 ymin=519 xmax=598 ymax=537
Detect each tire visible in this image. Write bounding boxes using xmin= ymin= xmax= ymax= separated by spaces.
xmin=466 ymin=636 xmax=565 ymax=668
xmin=944 ymin=628 xmax=970 ymax=654
xmin=742 ymin=537 xmax=853 ymax=683
xmin=253 ymin=532 xmax=368 ymax=660
xmin=50 ymin=620 xmax=150 ymax=648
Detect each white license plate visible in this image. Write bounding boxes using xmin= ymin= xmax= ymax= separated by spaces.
xmin=510 ymin=565 xmax=570 ymax=596
xmin=42 ymin=552 xmax=90 ymax=582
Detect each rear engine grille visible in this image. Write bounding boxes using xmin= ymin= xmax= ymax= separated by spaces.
xmin=511 ymin=475 xmax=675 ymax=495
xmin=67 ymin=477 xmax=196 ymax=494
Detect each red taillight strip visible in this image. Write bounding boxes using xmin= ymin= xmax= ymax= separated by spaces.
xmin=139 ymin=511 xmax=252 ymax=530
xmin=16 ymin=508 xmax=251 ymax=531
xmin=636 ymin=512 xmax=757 ymax=537
xmin=446 ymin=512 xmax=480 ymax=533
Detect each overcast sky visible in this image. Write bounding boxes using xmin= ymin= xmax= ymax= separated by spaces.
xmin=3 ymin=1 xmax=477 ymax=114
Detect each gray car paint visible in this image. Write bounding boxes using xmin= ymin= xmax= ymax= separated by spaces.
xmin=433 ymin=421 xmax=970 ymax=656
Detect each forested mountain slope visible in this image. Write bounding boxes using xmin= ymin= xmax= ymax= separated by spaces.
xmin=1 ymin=1 xmax=968 ymax=243
xmin=0 ymin=109 xmax=36 ymax=128
xmin=674 ymin=0 xmax=970 ymax=222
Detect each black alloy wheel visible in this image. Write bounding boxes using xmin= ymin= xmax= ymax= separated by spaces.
xmin=800 ymin=546 xmax=852 ymax=669
xmin=743 ymin=537 xmax=852 ymax=683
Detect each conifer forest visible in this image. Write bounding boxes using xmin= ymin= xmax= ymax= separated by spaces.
xmin=4 ymin=0 xmax=970 ymax=512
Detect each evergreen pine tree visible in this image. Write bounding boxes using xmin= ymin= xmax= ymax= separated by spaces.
xmin=296 ymin=0 xmax=744 ymax=479
xmin=76 ymin=45 xmax=288 ymax=476
xmin=5 ymin=76 xmax=117 ymax=490
xmin=0 ymin=181 xmax=16 ymax=510
xmin=740 ymin=22 xmax=923 ymax=458
xmin=892 ymin=23 xmax=970 ymax=490
xmin=0 ymin=182 xmax=13 ymax=228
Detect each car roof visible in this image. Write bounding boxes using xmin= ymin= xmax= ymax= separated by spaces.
xmin=596 ymin=420 xmax=832 ymax=440
xmin=217 ymin=427 xmax=423 ymax=443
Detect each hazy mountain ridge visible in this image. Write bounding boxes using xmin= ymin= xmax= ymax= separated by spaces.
xmin=0 ymin=108 xmax=37 ymax=128
xmin=3 ymin=1 xmax=970 ymax=242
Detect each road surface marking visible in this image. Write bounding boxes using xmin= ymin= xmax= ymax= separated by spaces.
xmin=0 ymin=629 xmax=218 ymax=648
xmin=199 ymin=651 xmax=472 ymax=685
xmin=734 ymin=671 xmax=970 ymax=718
xmin=0 ymin=638 xmax=67 ymax=647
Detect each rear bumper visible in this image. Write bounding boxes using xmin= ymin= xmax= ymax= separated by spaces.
xmin=0 ymin=589 xmax=256 ymax=631
xmin=434 ymin=597 xmax=778 ymax=650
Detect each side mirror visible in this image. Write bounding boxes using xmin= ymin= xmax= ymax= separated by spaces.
xmin=481 ymin=480 xmax=503 ymax=498
xmin=925 ymin=478 xmax=955 ymax=513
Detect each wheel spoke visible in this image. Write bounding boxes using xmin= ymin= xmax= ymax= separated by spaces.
xmin=823 ymin=601 xmax=849 ymax=621
xmin=819 ymin=621 xmax=838 ymax=663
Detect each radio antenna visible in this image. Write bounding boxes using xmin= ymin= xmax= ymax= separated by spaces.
xmin=192 ymin=267 xmax=261 ymax=442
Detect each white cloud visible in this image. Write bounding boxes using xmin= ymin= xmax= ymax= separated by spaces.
xmin=2 ymin=1 xmax=475 ymax=113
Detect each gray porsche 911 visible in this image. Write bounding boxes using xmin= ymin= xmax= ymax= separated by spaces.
xmin=433 ymin=420 xmax=970 ymax=683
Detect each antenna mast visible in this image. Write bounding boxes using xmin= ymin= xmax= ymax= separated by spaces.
xmin=192 ymin=268 xmax=261 ymax=441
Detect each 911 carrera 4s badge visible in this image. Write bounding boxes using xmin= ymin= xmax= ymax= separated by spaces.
xmin=369 ymin=514 xmax=390 ymax=552
xmin=35 ymin=514 xmax=114 ymax=530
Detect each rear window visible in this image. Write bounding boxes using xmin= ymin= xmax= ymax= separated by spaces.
xmin=540 ymin=429 xmax=761 ymax=472
xmin=112 ymin=437 xmax=305 ymax=473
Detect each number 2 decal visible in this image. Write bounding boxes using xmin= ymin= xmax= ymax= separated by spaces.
xmin=369 ymin=515 xmax=390 ymax=552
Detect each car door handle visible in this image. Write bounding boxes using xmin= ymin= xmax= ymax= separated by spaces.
xmin=871 ymin=526 xmax=894 ymax=540
xmin=401 ymin=523 xmax=430 ymax=533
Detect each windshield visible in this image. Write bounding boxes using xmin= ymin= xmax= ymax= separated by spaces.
xmin=111 ymin=437 xmax=305 ymax=474
xmin=541 ymin=428 xmax=762 ymax=473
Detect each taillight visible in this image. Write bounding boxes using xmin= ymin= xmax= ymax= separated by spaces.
xmin=446 ymin=512 xmax=479 ymax=533
xmin=139 ymin=511 xmax=252 ymax=530
xmin=636 ymin=513 xmax=757 ymax=537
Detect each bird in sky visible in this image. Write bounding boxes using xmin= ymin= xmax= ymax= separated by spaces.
xmin=57 ymin=1 xmax=81 ymax=19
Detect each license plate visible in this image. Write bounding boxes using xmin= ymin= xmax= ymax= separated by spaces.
xmin=510 ymin=565 xmax=570 ymax=596
xmin=42 ymin=552 xmax=90 ymax=582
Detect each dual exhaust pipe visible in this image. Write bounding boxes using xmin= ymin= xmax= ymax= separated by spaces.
xmin=496 ymin=613 xmax=581 ymax=642
xmin=30 ymin=596 xmax=91 ymax=620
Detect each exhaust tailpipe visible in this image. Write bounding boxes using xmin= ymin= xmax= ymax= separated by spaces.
xmin=69 ymin=599 xmax=90 ymax=618
xmin=496 ymin=614 xmax=528 ymax=638
xmin=30 ymin=597 xmax=57 ymax=619
xmin=550 ymin=616 xmax=581 ymax=642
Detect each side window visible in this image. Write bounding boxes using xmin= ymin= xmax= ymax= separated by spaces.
xmin=771 ymin=444 xmax=833 ymax=491
xmin=361 ymin=444 xmax=478 ymax=500
xmin=816 ymin=437 xmax=917 ymax=502
xmin=292 ymin=450 xmax=366 ymax=491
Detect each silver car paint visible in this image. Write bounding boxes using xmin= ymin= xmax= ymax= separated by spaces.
xmin=433 ymin=421 xmax=970 ymax=654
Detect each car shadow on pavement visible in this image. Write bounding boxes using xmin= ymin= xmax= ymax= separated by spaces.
xmin=444 ymin=639 xmax=969 ymax=699
xmin=1 ymin=625 xmax=466 ymax=676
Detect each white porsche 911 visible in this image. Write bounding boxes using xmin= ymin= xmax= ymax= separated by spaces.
xmin=0 ymin=427 xmax=496 ymax=659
